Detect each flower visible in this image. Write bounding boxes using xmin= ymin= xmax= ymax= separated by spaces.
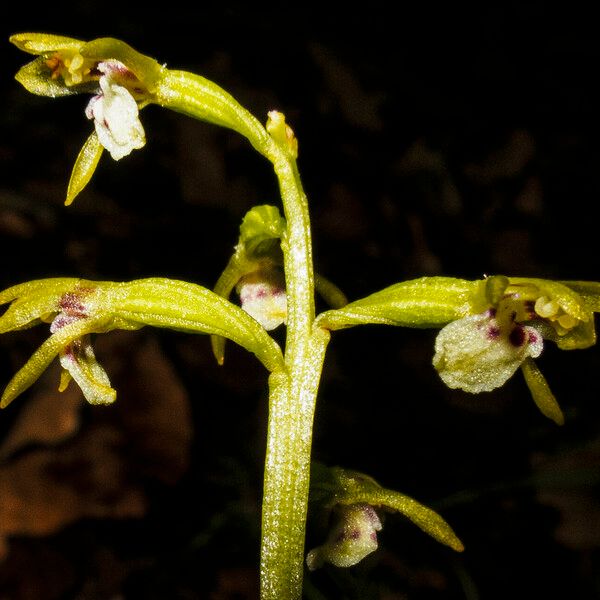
xmin=0 ymin=277 xmax=286 ymax=408
xmin=0 ymin=279 xmax=137 ymax=407
xmin=307 ymin=463 xmax=464 ymax=571
xmin=306 ymin=503 xmax=382 ymax=570
xmin=10 ymin=33 xmax=164 ymax=204
xmin=433 ymin=275 xmax=600 ymax=424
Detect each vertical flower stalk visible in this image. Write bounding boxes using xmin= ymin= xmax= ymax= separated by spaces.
xmin=258 ymin=112 xmax=330 ymax=600
xmin=159 ymin=69 xmax=328 ymax=597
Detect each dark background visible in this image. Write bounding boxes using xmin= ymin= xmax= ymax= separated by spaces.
xmin=1 ymin=3 xmax=600 ymax=599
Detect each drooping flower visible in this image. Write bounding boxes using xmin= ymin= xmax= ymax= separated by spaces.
xmin=10 ymin=33 xmax=164 ymax=204
xmin=306 ymin=503 xmax=382 ymax=570
xmin=0 ymin=277 xmax=285 ymax=408
xmin=211 ymin=204 xmax=347 ymax=363
xmin=306 ymin=463 xmax=464 ymax=571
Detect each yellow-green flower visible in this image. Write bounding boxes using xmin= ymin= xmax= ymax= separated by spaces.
xmin=432 ymin=275 xmax=600 ymax=424
xmin=316 ymin=275 xmax=600 ymax=425
xmin=307 ymin=462 xmax=464 ymax=571
xmin=211 ymin=204 xmax=346 ymax=363
xmin=10 ymin=33 xmax=164 ymax=204
xmin=0 ymin=278 xmax=135 ymax=407
xmin=0 ymin=277 xmax=285 ymax=408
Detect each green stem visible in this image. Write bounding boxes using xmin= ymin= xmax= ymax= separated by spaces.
xmin=259 ymin=141 xmax=326 ymax=598
xmin=261 ymin=329 xmax=329 ymax=599
xmin=155 ymin=70 xmax=271 ymax=157
xmin=155 ymin=71 xmax=325 ymax=598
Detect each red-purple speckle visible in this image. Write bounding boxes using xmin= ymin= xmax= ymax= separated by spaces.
xmin=487 ymin=325 xmax=501 ymax=339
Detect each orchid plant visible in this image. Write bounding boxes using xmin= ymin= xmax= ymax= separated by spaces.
xmin=3 ymin=33 xmax=600 ymax=599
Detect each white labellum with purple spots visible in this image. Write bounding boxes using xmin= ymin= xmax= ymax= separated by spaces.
xmin=433 ymin=310 xmax=543 ymax=393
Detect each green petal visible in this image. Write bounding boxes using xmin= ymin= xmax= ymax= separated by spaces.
xmin=484 ymin=275 xmax=510 ymax=305
xmin=14 ymin=57 xmax=83 ymax=97
xmin=316 ymin=277 xmax=479 ymax=330
xmin=521 ymin=358 xmax=564 ymax=425
xmin=9 ymin=33 xmax=85 ymax=55
xmin=66 ymin=132 xmax=104 ymax=205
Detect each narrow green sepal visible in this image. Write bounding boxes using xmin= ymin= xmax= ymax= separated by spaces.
xmin=10 ymin=33 xmax=85 ymax=55
xmin=66 ymin=131 xmax=104 ymax=205
xmin=521 ymin=358 xmax=564 ymax=425
xmin=0 ymin=278 xmax=81 ymax=332
xmin=310 ymin=463 xmax=464 ymax=553
xmin=316 ymin=277 xmax=479 ymax=330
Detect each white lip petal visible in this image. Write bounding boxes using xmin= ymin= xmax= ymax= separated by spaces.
xmin=86 ymin=76 xmax=145 ymax=160
xmin=433 ymin=312 xmax=544 ymax=393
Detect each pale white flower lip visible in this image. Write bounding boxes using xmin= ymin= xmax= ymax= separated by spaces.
xmin=433 ymin=311 xmax=543 ymax=393
xmin=236 ymin=270 xmax=287 ymax=331
xmin=85 ymin=62 xmax=146 ymax=160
